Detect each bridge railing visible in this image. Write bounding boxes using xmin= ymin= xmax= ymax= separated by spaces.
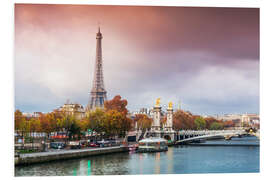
xmin=178 ymin=130 xmax=245 ymax=136
xmin=176 ymin=129 xmax=248 ymax=143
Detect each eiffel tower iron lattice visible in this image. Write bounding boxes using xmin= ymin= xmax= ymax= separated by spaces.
xmin=87 ymin=27 xmax=107 ymax=110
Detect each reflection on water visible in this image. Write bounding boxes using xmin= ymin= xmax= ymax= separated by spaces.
xmin=15 ymin=136 xmax=259 ymax=176
xmin=155 ymin=153 xmax=160 ymax=174
xmin=139 ymin=153 xmax=143 ymax=174
xmin=167 ymin=147 xmax=173 ymax=174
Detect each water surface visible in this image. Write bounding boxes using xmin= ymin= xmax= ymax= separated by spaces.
xmin=15 ymin=136 xmax=259 ymax=176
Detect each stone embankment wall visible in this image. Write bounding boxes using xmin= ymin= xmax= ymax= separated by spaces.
xmin=15 ymin=146 xmax=128 ymax=166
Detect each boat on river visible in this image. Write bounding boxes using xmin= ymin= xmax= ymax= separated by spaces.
xmin=137 ymin=137 xmax=168 ymax=153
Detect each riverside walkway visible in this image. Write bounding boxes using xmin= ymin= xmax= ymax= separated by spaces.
xmin=16 ymin=146 xmax=128 ymax=166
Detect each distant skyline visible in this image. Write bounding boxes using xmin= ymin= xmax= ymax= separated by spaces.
xmin=15 ymin=4 xmax=259 ymax=115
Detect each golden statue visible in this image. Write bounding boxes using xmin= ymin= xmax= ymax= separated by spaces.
xmin=155 ymin=98 xmax=161 ymax=107
xmin=168 ymin=102 xmax=173 ymax=109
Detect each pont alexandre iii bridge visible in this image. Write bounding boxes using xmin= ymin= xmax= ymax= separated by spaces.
xmin=175 ymin=129 xmax=260 ymax=144
xmin=134 ymin=129 xmax=260 ymax=143
xmin=133 ymin=99 xmax=260 ymax=143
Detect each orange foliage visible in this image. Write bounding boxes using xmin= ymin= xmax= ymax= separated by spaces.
xmin=134 ymin=114 xmax=153 ymax=130
xmin=223 ymin=120 xmax=235 ymax=128
xmin=104 ymin=95 xmax=128 ymax=115
xmin=173 ymin=110 xmax=195 ymax=130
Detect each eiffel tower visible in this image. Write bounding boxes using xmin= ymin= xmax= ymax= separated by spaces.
xmin=87 ymin=27 xmax=107 ymax=110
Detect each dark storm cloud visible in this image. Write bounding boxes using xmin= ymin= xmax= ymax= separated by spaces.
xmin=105 ymin=6 xmax=259 ymax=60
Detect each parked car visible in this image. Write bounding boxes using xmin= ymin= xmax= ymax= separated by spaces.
xmin=50 ymin=142 xmax=66 ymax=149
xmin=108 ymin=139 xmax=120 ymax=146
xmin=69 ymin=141 xmax=81 ymax=149
xmin=97 ymin=140 xmax=111 ymax=147
xmin=79 ymin=140 xmax=88 ymax=148
xmin=88 ymin=142 xmax=99 ymax=147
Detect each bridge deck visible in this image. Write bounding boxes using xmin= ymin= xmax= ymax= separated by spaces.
xmin=176 ymin=130 xmax=250 ymax=143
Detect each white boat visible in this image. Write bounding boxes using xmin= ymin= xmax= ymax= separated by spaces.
xmin=137 ymin=137 xmax=168 ymax=152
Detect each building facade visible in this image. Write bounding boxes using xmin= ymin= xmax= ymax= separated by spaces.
xmin=241 ymin=113 xmax=260 ymax=127
xmin=55 ymin=102 xmax=85 ymax=120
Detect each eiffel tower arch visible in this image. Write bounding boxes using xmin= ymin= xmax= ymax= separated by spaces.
xmin=87 ymin=27 xmax=107 ymax=111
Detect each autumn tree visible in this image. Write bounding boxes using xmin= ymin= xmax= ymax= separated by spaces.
xmin=14 ymin=110 xmax=28 ymax=140
xmin=104 ymin=95 xmax=132 ymax=137
xmin=223 ymin=120 xmax=235 ymax=129
xmin=104 ymin=110 xmax=121 ymax=136
xmin=40 ymin=113 xmax=53 ymax=139
xmin=134 ymin=114 xmax=153 ymax=131
xmin=173 ymin=110 xmax=195 ymax=130
xmin=104 ymin=95 xmax=128 ymax=115
xmin=27 ymin=118 xmax=40 ymax=146
xmin=15 ymin=109 xmax=23 ymax=132
xmin=204 ymin=117 xmax=217 ymax=129
xmin=29 ymin=118 xmax=41 ymax=138
xmin=77 ymin=118 xmax=89 ymax=139
xmin=78 ymin=118 xmax=89 ymax=132
xmin=46 ymin=112 xmax=58 ymax=133
xmin=40 ymin=112 xmax=64 ymax=139
xmin=121 ymin=117 xmax=133 ymax=137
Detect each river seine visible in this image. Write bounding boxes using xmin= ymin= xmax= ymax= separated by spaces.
xmin=15 ymin=136 xmax=259 ymax=176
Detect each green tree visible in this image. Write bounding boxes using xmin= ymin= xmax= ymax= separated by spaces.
xmin=56 ymin=118 xmax=64 ymax=132
xmin=194 ymin=116 xmax=206 ymax=130
xmin=19 ymin=117 xmax=30 ymax=143
xmin=62 ymin=114 xmax=75 ymax=134
xmin=209 ymin=122 xmax=224 ymax=130
xmin=69 ymin=120 xmax=81 ymax=140
xmin=87 ymin=108 xmax=107 ymax=136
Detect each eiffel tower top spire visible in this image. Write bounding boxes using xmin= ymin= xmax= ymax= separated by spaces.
xmin=87 ymin=27 xmax=107 ymax=111
xmin=97 ymin=26 xmax=101 ymax=37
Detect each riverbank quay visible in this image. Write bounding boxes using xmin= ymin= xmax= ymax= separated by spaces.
xmin=15 ymin=146 xmax=129 ymax=166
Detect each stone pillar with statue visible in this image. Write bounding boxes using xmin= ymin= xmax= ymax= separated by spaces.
xmin=165 ymin=102 xmax=173 ymax=131
xmin=162 ymin=102 xmax=175 ymax=142
xmin=151 ymin=98 xmax=162 ymax=136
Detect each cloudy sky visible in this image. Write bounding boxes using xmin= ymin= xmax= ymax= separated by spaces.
xmin=15 ymin=4 xmax=259 ymax=115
